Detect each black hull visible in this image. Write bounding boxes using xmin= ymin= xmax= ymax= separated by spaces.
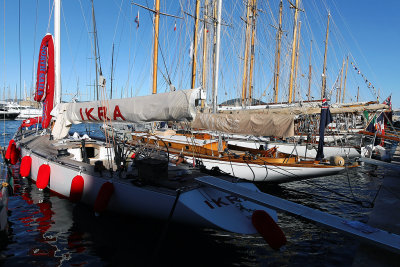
xmin=0 ymin=112 xmax=20 ymax=120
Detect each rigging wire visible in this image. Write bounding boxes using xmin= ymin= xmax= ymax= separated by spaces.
xmin=18 ymin=0 xmax=22 ymax=102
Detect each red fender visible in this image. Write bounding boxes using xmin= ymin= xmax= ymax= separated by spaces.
xmin=37 ymin=164 xmax=51 ymax=190
xmin=70 ymin=175 xmax=84 ymax=203
xmin=5 ymin=139 xmax=15 ymax=160
xmin=10 ymin=143 xmax=20 ymax=165
xmin=94 ymin=182 xmax=114 ymax=214
xmin=20 ymin=156 xmax=32 ymax=177
xmin=252 ymin=210 xmax=287 ymax=250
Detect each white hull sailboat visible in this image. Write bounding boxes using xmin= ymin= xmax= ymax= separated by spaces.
xmin=14 ymin=132 xmax=277 ymax=234
xmin=7 ymin=0 xmax=288 ymax=249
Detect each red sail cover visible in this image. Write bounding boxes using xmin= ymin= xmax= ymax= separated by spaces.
xmin=35 ymin=34 xmax=55 ymax=128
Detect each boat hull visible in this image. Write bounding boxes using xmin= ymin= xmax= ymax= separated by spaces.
xmin=16 ymin=134 xmax=278 ymax=234
xmin=175 ymin=154 xmax=344 ymax=183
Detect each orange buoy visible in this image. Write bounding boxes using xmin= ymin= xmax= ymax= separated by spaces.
xmin=70 ymin=175 xmax=84 ymax=203
xmin=252 ymin=210 xmax=287 ymax=250
xmin=10 ymin=143 xmax=20 ymax=165
xmin=20 ymin=156 xmax=32 ymax=177
xmin=94 ymin=182 xmax=114 ymax=214
xmin=5 ymin=139 xmax=15 ymax=161
xmin=37 ymin=164 xmax=51 ymax=190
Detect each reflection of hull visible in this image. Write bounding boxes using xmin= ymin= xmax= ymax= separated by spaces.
xmin=15 ymin=132 xmax=278 ymax=235
xmin=0 ymin=111 xmax=20 ymax=120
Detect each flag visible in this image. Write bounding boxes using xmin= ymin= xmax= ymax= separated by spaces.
xmin=174 ymin=21 xmax=176 ymax=31
xmin=315 ymin=99 xmax=333 ymax=161
xmin=135 ymin=11 xmax=139 ymax=29
xmin=382 ymin=95 xmax=392 ymax=110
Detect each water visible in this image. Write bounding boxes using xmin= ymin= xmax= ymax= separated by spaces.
xmin=0 ymin=120 xmax=383 ymax=266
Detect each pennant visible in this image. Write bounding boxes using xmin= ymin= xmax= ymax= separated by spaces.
xmin=174 ymin=21 xmax=176 ymax=31
xmin=315 ymin=99 xmax=333 ymax=161
xmin=135 ymin=10 xmax=140 ymax=29
xmin=382 ymin=95 xmax=392 ymax=110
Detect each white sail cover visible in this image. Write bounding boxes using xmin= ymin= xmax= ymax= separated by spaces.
xmin=192 ymin=113 xmax=295 ymax=138
xmin=52 ymin=88 xmax=201 ymax=139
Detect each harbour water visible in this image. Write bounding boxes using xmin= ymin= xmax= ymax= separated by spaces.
xmin=0 ymin=120 xmax=384 ymax=266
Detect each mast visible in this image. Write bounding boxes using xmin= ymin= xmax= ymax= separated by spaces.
xmin=293 ymin=20 xmax=301 ymax=103
xmin=321 ymin=12 xmax=330 ymax=99
xmin=273 ymin=0 xmax=283 ymax=103
xmin=91 ymin=0 xmax=99 ymax=100
xmin=338 ymin=57 xmax=344 ymax=103
xmin=54 ymin=0 xmax=61 ymax=106
xmin=307 ymin=39 xmax=312 ymax=101
xmin=342 ymin=55 xmax=348 ymax=103
xmin=357 ymin=86 xmax=359 ymax=102
xmin=110 ymin=43 xmax=114 ymax=99
xmin=212 ymin=0 xmax=222 ymax=113
xmin=201 ymin=0 xmax=209 ymax=109
xmin=241 ymin=1 xmax=251 ymax=106
xmin=288 ymin=0 xmax=300 ymax=104
xmin=247 ymin=0 xmax=257 ymax=106
xmin=191 ymin=0 xmax=201 ymax=89
xmin=152 ymin=0 xmax=160 ymax=94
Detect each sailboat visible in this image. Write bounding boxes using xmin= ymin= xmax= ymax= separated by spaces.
xmin=8 ymin=0 xmax=290 ymax=250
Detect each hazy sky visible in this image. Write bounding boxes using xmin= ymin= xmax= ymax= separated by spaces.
xmin=0 ymin=0 xmax=398 ymax=108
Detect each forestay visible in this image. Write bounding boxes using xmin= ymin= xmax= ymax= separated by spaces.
xmin=51 ymin=88 xmax=202 ymax=139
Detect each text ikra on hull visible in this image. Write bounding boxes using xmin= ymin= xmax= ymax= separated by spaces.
xmin=79 ymin=106 xmax=126 ymax=121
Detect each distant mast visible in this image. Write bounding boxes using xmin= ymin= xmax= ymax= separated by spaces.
xmin=212 ymin=0 xmax=222 ymax=113
xmin=241 ymin=1 xmax=251 ymax=106
xmin=321 ymin=12 xmax=330 ymax=99
xmin=288 ymin=0 xmax=300 ymax=104
xmin=191 ymin=0 xmax=201 ymax=89
xmin=307 ymin=40 xmax=312 ymax=101
xmin=247 ymin=0 xmax=257 ymax=106
xmin=54 ymin=0 xmax=61 ymax=106
xmin=273 ymin=0 xmax=283 ymax=103
xmin=342 ymin=55 xmax=349 ymax=103
xmin=152 ymin=0 xmax=160 ymax=94
xmin=201 ymin=0 xmax=209 ymax=110
xmin=241 ymin=0 xmax=257 ymax=106
xmin=293 ymin=20 xmax=301 ymax=103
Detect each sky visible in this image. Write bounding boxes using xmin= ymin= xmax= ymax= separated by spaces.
xmin=0 ymin=0 xmax=399 ymax=109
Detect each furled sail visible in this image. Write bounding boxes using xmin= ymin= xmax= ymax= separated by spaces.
xmin=52 ymin=88 xmax=202 ymax=139
xmin=191 ymin=113 xmax=295 ymax=139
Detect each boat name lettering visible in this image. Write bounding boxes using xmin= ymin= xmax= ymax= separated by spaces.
xmin=204 ymin=195 xmax=243 ymax=209
xmin=79 ymin=105 xmax=126 ymax=121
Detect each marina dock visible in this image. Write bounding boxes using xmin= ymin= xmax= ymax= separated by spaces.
xmin=353 ymin=147 xmax=400 ymax=266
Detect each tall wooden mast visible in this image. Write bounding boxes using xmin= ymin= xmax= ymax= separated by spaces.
xmin=342 ymin=55 xmax=349 ymax=103
xmin=247 ymin=0 xmax=257 ymax=106
xmin=212 ymin=0 xmax=222 ymax=113
xmin=241 ymin=1 xmax=252 ymax=106
xmin=293 ymin=20 xmax=301 ymax=103
xmin=191 ymin=0 xmax=201 ymax=89
xmin=288 ymin=0 xmax=300 ymax=103
xmin=273 ymin=0 xmax=283 ymax=103
xmin=201 ymin=0 xmax=209 ymax=109
xmin=338 ymin=57 xmax=345 ymax=103
xmin=152 ymin=0 xmax=160 ymax=94
xmin=307 ymin=40 xmax=312 ymax=101
xmin=357 ymin=86 xmax=359 ymax=102
xmin=321 ymin=12 xmax=330 ymax=99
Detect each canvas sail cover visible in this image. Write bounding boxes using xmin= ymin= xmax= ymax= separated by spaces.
xmin=52 ymin=88 xmax=201 ymax=139
xmin=191 ymin=113 xmax=295 ymax=138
